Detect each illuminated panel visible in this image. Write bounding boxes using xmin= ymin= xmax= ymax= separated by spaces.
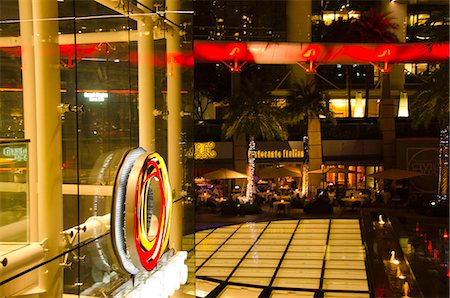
xmin=194 ymin=42 xmax=450 ymax=64
xmin=112 ymin=148 xmax=172 ymax=274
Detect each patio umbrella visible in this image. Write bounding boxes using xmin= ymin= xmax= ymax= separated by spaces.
xmin=258 ymin=166 xmax=302 ymax=178
xmin=367 ymin=169 xmax=424 ymax=180
xmin=308 ymin=168 xmax=356 ymax=174
xmin=203 ymin=168 xmax=248 ymax=179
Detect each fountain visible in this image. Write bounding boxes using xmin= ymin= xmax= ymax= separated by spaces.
xmin=402 ymin=281 xmax=410 ymax=297
xmin=390 ymin=250 xmax=399 ymax=265
xmin=396 ymin=267 xmax=406 ymax=280
xmin=378 ymin=214 xmax=385 ymax=225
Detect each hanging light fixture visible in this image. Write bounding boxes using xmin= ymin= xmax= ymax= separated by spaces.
xmin=398 ymin=91 xmax=409 ymax=117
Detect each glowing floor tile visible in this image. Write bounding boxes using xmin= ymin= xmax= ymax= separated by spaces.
xmin=217 ymin=285 xmax=262 ymax=298
xmin=325 ymin=260 xmax=366 ymax=269
xmin=231 ymin=233 xmax=261 ymax=239
xmin=290 ymin=239 xmax=327 ymax=246
xmin=272 ymin=277 xmax=320 ymax=289
xmin=252 ymin=244 xmax=286 ymax=252
xmin=207 ymin=233 xmax=235 ymax=239
xmin=287 ymin=245 xmax=326 ymax=252
xmin=265 ymin=228 xmax=296 ymax=234
xmin=270 ymin=290 xmax=315 ymax=298
xmin=323 ymin=292 xmax=370 ymax=298
xmin=296 ymin=228 xmax=329 ymax=234
xmin=196 ymin=266 xmax=234 ymax=277
xmin=284 ymin=251 xmax=325 ymax=260
xmin=260 ymin=233 xmax=292 ymax=239
xmin=195 ymin=279 xmax=219 ymax=298
xmin=276 ymin=268 xmax=322 ymax=278
xmin=280 ymin=259 xmax=323 ymax=269
xmin=324 ymin=269 xmax=367 ymax=280
xmin=322 ymin=279 xmax=369 ymax=291
xmin=326 ymin=251 xmax=365 ymax=261
xmin=329 ymin=234 xmax=361 ymax=240
xmin=330 ymin=228 xmax=360 ymax=234
xmin=213 ymin=250 xmax=247 ymax=259
xmin=331 ymin=218 xmax=359 ymax=224
xmin=195 ymin=250 xmax=215 ymax=259
xmin=293 ymin=233 xmax=328 ymax=240
xmin=249 ymin=250 xmax=284 ymax=259
xmin=219 ymin=244 xmax=252 ymax=251
xmin=226 ymin=238 xmax=257 ymax=245
xmin=301 ymin=219 xmax=330 ymax=224
xmin=241 ymin=222 xmax=268 ymax=229
xmin=240 ymin=258 xmax=280 ymax=267
xmin=327 ymin=245 xmax=365 ymax=253
xmin=195 ymin=257 xmax=206 ymax=267
xmin=196 ymin=243 xmax=222 ymax=251
xmin=228 ymin=277 xmax=272 ymax=286
xmin=328 ymin=239 xmax=362 ymax=246
xmin=200 ymin=238 xmax=228 ymax=245
xmin=203 ymin=257 xmax=241 ymax=267
xmin=257 ymin=238 xmax=290 ymax=246
xmin=297 ymin=223 xmax=329 ymax=229
xmin=232 ymin=266 xmax=276 ymax=277
xmin=270 ymin=220 xmax=299 ymax=225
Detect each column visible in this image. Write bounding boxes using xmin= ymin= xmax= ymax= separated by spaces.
xmin=380 ymin=72 xmax=396 ymax=169
xmin=287 ymin=0 xmax=311 ymax=82
xmin=18 ymin=0 xmax=37 ymax=241
xmin=138 ymin=0 xmax=156 ymax=152
xmin=382 ymin=0 xmax=407 ymax=90
xmin=166 ymin=0 xmax=183 ymax=252
xmin=32 ymin=0 xmax=63 ymax=296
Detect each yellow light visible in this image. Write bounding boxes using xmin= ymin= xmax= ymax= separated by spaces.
xmin=354 ymin=92 xmax=364 ymax=118
xmin=398 ymin=91 xmax=409 ymax=117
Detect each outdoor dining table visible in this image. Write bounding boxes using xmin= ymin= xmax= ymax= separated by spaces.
xmin=341 ymin=196 xmax=365 ymax=208
xmin=273 ymin=200 xmax=291 ymax=214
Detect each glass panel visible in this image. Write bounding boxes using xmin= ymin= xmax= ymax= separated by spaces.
xmin=0 ymin=140 xmax=29 ymax=250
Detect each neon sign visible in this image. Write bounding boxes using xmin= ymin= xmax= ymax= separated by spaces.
xmin=111 ymin=148 xmax=172 ymax=274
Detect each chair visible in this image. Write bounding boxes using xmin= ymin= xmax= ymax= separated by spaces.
xmin=351 ymin=201 xmax=362 ymax=211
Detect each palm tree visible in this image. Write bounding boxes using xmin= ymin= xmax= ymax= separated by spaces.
xmin=410 ymin=62 xmax=449 ymax=129
xmin=282 ymin=80 xmax=328 ymax=125
xmin=222 ymin=77 xmax=288 ymax=201
xmin=222 ymin=78 xmax=288 ymax=141
xmin=283 ymin=80 xmax=329 ymax=196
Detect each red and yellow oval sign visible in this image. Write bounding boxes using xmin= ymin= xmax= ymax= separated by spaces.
xmin=111 ymin=148 xmax=172 ymax=274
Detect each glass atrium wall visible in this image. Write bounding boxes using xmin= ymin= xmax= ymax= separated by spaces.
xmin=0 ymin=0 xmax=194 ymax=296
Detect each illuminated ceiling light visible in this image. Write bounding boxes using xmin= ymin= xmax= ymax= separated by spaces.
xmin=398 ymin=91 xmax=409 ymax=117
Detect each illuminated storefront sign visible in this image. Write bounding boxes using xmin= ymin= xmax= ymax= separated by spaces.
xmin=111 ymin=148 xmax=172 ymax=274
xmin=84 ymin=92 xmax=108 ymax=102
xmin=252 ymin=149 xmax=304 ymax=159
xmin=194 ymin=142 xmax=217 ymax=159
xmin=193 ymin=141 xmax=304 ymax=161
xmin=2 ymin=146 xmax=27 ymax=161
